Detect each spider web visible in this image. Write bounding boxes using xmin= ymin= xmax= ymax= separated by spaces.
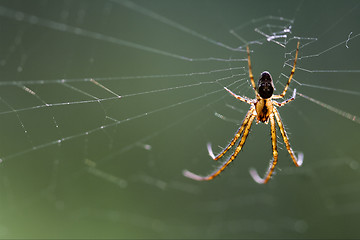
xmin=0 ymin=0 xmax=359 ymax=238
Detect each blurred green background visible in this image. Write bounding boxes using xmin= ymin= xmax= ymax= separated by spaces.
xmin=0 ymin=0 xmax=359 ymax=238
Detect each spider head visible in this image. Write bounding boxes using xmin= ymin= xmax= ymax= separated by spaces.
xmin=258 ymin=71 xmax=274 ymax=99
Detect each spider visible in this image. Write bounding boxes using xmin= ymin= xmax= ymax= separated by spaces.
xmin=183 ymin=41 xmax=303 ymax=184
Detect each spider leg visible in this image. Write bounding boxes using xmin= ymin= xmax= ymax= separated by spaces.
xmin=273 ymin=107 xmax=304 ymax=166
xmin=208 ymin=106 xmax=255 ymax=160
xmin=183 ymin=112 xmax=256 ymax=181
xmin=273 ymin=89 xmax=297 ymax=107
xmin=273 ymin=41 xmax=300 ymax=99
xmin=249 ymin=113 xmax=278 ymax=184
xmin=246 ymin=45 xmax=260 ymax=98
xmin=224 ymin=87 xmax=254 ymax=105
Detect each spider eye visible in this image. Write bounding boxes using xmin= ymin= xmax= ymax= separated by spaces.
xmin=258 ymin=71 xmax=274 ymax=99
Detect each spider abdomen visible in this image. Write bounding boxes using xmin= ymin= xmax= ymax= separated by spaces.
xmin=255 ymin=99 xmax=273 ymax=123
xmin=258 ymin=71 xmax=274 ymax=99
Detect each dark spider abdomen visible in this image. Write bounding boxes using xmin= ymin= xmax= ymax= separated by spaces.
xmin=258 ymin=71 xmax=274 ymax=99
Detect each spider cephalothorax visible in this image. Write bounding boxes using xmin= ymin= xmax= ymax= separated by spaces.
xmin=184 ymin=41 xmax=303 ymax=184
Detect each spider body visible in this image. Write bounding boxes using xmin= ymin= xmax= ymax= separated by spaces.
xmin=183 ymin=42 xmax=303 ymax=184
xmin=255 ymin=97 xmax=273 ymax=123
xmin=256 ymin=71 xmax=274 ymax=123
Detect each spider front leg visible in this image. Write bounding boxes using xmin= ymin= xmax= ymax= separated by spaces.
xmin=249 ymin=113 xmax=278 ymax=184
xmin=273 ymin=107 xmax=303 ymax=166
xmin=208 ymin=106 xmax=255 ymax=160
xmin=183 ymin=112 xmax=256 ymax=181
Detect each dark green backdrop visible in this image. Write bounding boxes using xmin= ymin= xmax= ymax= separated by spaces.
xmin=0 ymin=0 xmax=359 ymax=238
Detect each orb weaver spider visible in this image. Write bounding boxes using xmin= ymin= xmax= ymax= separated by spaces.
xmin=183 ymin=41 xmax=303 ymax=184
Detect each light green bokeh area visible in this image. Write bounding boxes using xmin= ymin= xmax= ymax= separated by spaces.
xmin=0 ymin=0 xmax=359 ymax=238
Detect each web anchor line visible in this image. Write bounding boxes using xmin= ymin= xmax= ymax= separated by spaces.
xmin=297 ymin=92 xmax=360 ymax=124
